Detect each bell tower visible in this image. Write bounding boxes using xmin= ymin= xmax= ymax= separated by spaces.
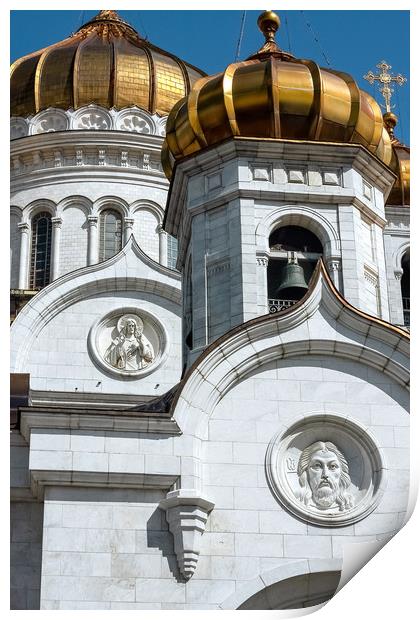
xmin=163 ymin=11 xmax=397 ymax=367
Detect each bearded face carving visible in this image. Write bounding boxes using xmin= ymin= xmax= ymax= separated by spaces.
xmin=297 ymin=441 xmax=355 ymax=512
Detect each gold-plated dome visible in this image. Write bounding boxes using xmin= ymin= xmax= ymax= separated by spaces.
xmin=162 ymin=11 xmax=393 ymax=179
xmin=383 ymin=114 xmax=410 ymax=206
xmin=10 ymin=10 xmax=206 ymax=117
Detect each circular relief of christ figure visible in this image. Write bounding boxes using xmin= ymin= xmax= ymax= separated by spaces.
xmin=88 ymin=308 xmax=167 ymax=378
xmin=266 ymin=414 xmax=387 ymax=527
xmin=105 ymin=314 xmax=154 ymax=371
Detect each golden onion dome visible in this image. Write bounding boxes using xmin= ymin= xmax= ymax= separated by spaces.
xmin=162 ymin=10 xmax=393 ymax=179
xmin=10 ymin=9 xmax=206 ymax=118
xmin=383 ymin=114 xmax=410 ymax=206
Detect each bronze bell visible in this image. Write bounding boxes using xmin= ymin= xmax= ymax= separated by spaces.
xmin=276 ymin=253 xmax=308 ymax=299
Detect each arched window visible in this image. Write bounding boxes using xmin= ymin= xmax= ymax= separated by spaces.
xmin=98 ymin=209 xmax=122 ymax=261
xmin=29 ymin=212 xmax=52 ymax=289
xmin=401 ymin=250 xmax=410 ymax=327
xmin=267 ymin=226 xmax=323 ymax=312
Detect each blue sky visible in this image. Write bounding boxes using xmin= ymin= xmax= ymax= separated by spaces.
xmin=10 ymin=9 xmax=410 ymax=144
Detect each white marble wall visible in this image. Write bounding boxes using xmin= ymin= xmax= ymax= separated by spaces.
xmin=18 ymin=353 xmax=408 ymax=609
xmin=24 ymin=291 xmax=181 ymax=395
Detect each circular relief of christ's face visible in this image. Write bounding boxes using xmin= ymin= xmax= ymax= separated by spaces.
xmin=266 ymin=415 xmax=387 ymax=527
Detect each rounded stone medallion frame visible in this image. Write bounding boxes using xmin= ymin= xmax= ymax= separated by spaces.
xmin=266 ymin=414 xmax=387 ymax=527
xmin=88 ymin=307 xmax=168 ymax=379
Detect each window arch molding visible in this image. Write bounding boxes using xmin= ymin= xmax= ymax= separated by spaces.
xmin=256 ymin=206 xmax=341 ymax=258
xmin=130 ymin=199 xmax=164 ymax=226
xmin=10 ymin=205 xmax=23 ymax=220
xmin=92 ymin=196 xmax=129 ymax=219
xmin=56 ymin=195 xmax=92 ymax=218
xmin=394 ymin=241 xmax=410 ymax=273
xmin=22 ymin=199 xmax=56 ymax=224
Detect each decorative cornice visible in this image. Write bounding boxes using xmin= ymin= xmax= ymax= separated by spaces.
xmin=19 ymin=407 xmax=181 ymax=444
xmin=11 ymin=105 xmax=167 ymax=140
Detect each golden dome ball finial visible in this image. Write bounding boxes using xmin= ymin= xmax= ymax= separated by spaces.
xmin=383 ymin=111 xmax=398 ymax=139
xmin=257 ymin=10 xmax=281 ymax=43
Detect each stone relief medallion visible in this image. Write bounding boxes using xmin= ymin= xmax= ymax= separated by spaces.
xmin=266 ymin=414 xmax=387 ymax=527
xmin=88 ymin=308 xmax=167 ymax=378
xmin=31 ymin=108 xmax=69 ymax=134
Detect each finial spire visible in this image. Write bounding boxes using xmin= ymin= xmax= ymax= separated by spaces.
xmin=258 ymin=10 xmax=281 ymax=44
xmin=247 ymin=10 xmax=294 ymax=61
xmin=363 ymin=60 xmax=407 ymax=113
xmin=76 ymin=9 xmax=140 ymax=41
xmin=93 ymin=10 xmax=123 ymax=22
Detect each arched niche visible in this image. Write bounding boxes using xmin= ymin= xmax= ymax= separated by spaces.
xmin=238 ymin=570 xmax=341 ymax=610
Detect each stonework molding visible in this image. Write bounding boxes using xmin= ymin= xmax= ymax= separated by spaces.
xmin=363 ymin=266 xmax=379 ymax=288
xmin=29 ymin=108 xmax=69 ymax=134
xmin=256 ymin=205 xmax=341 ymax=256
xmin=265 ymin=413 xmax=387 ymax=527
xmin=256 ymin=256 xmax=269 ymax=267
xmin=250 ymin=163 xmax=273 ymax=182
xmin=219 ymin=558 xmax=342 ymax=610
xmin=10 ymin=105 xmax=167 ymax=139
xmin=393 ymin=241 xmax=410 ymax=272
xmin=88 ymin=307 xmax=168 ymax=378
xmin=327 ymin=259 xmax=341 ymax=272
xmin=158 ymin=489 xmax=215 ymax=580
xmin=11 ymin=142 xmax=164 ymax=179
xmin=10 ymin=117 xmax=29 ymax=140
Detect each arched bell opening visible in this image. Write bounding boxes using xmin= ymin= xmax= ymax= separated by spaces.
xmin=267 ymin=225 xmax=323 ymax=313
xmin=401 ymin=250 xmax=410 ymax=327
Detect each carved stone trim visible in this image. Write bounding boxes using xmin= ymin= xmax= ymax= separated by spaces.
xmin=87 ymin=215 xmax=98 ymax=227
xmin=327 ymin=259 xmax=341 ymax=272
xmin=159 ymin=489 xmax=215 ymax=580
xmin=11 ymin=105 xmax=167 ymax=140
xmin=10 ymin=144 xmax=164 ymax=178
xmin=256 ymin=256 xmax=269 ymax=267
xmin=51 ymin=217 xmax=63 ymax=229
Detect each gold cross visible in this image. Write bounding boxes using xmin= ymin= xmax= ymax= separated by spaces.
xmin=364 ymin=61 xmax=407 ymax=113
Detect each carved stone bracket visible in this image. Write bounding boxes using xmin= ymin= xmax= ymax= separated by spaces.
xmin=158 ymin=489 xmax=215 ymax=580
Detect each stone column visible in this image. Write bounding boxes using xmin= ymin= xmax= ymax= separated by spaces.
xmin=327 ymin=259 xmax=342 ymax=291
xmin=17 ymin=222 xmax=30 ymax=289
xmin=50 ymin=217 xmax=62 ymax=281
xmin=123 ymin=218 xmax=134 ymax=244
xmin=393 ymin=268 xmax=405 ymax=325
xmin=87 ymin=216 xmax=99 ymax=265
xmin=256 ymin=255 xmax=269 ymax=315
xmin=158 ymin=224 xmax=168 ymax=266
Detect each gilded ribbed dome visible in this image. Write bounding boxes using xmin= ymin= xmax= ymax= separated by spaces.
xmin=10 ymin=10 xmax=206 ymax=118
xmin=162 ymin=11 xmax=393 ymax=179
